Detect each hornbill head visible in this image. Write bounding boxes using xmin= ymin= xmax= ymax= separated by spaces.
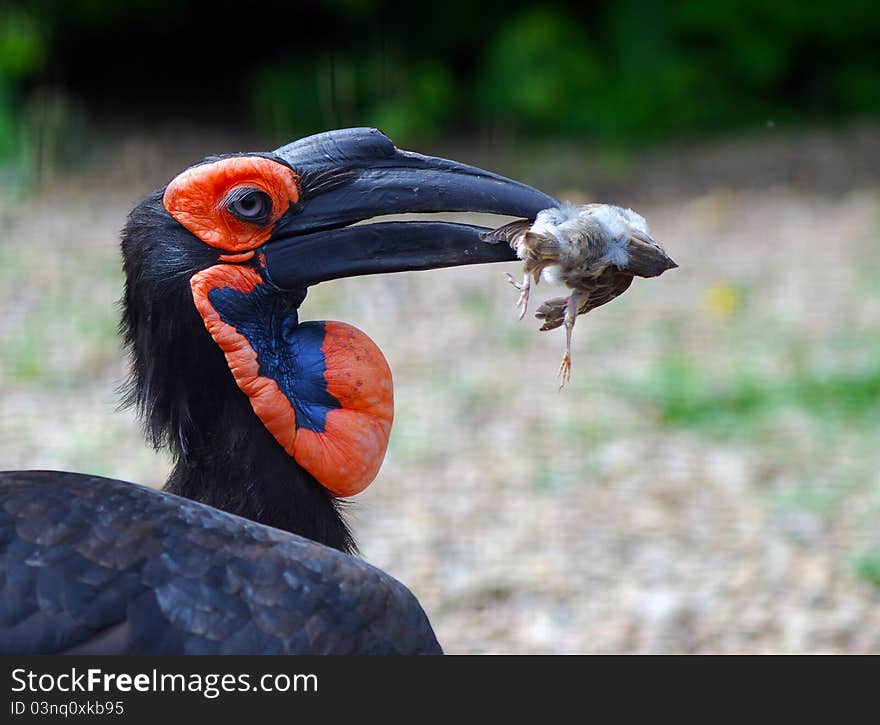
xmin=120 ymin=128 xmax=557 ymax=549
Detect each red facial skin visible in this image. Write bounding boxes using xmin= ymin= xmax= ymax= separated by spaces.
xmin=164 ymin=156 xmax=300 ymax=251
xmin=170 ymin=157 xmax=394 ymax=497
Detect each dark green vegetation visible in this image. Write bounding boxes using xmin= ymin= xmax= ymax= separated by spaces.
xmin=2 ymin=0 xmax=879 ymax=167
xmin=626 ymin=350 xmax=880 ymax=436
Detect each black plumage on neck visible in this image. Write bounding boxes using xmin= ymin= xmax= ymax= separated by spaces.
xmin=118 ymin=188 xmax=356 ymax=554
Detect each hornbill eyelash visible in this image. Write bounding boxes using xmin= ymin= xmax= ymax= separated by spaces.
xmin=297 ymin=167 xmax=359 ymax=202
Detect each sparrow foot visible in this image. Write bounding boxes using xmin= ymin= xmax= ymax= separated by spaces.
xmin=557 ymin=291 xmax=583 ymax=389
xmin=558 ymin=352 xmax=572 ymax=389
xmin=505 ymin=273 xmax=531 ymax=320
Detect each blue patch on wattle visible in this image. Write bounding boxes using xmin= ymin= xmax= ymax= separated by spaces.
xmin=208 ymin=284 xmax=341 ymax=433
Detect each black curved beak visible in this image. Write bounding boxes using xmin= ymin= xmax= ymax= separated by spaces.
xmin=259 ymin=128 xmax=558 ymax=290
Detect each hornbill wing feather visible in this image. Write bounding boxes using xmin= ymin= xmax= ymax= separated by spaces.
xmin=0 ymin=471 xmax=441 ymax=654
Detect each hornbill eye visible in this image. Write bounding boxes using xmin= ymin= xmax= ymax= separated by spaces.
xmin=226 ymin=188 xmax=272 ymax=224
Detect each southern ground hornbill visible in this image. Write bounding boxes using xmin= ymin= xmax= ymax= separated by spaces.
xmin=0 ymin=128 xmax=558 ymax=654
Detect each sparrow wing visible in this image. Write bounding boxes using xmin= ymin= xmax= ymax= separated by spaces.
xmin=578 ymin=272 xmax=633 ymax=313
xmin=479 ymin=219 xmax=533 ymax=246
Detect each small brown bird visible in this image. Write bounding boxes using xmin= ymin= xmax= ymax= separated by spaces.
xmin=483 ymin=203 xmax=677 ymax=386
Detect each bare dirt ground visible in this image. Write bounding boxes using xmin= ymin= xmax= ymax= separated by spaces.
xmin=2 ymin=123 xmax=879 ymax=652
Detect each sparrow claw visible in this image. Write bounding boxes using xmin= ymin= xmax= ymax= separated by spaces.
xmin=506 ymin=273 xmax=531 ymax=319
xmin=557 ymin=352 xmax=572 ymax=389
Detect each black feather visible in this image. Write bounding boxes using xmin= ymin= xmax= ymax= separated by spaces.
xmin=0 ymin=472 xmax=441 ymax=654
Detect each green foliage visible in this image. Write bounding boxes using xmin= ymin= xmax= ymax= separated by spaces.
xmin=0 ymin=8 xmax=46 ymax=173
xmin=853 ymin=549 xmax=880 ymax=588
xmin=478 ymin=1 xmax=880 ymax=140
xmin=370 ymin=61 xmax=457 ymax=141
xmin=2 ymin=0 xmax=880 ymax=151
xmin=476 ymin=8 xmax=603 ymax=135
xmin=251 ymin=60 xmax=325 ymax=140
xmin=0 ymin=83 xmax=18 ymax=162
xmin=251 ymin=53 xmax=458 ymax=144
xmin=0 ymin=8 xmax=46 ymax=169
xmin=0 ymin=9 xmax=45 ymax=79
xmin=625 ymin=354 xmax=880 ymax=437
xmin=199 ymin=1 xmax=880 ymax=145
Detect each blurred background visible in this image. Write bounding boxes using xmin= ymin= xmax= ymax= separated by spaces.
xmin=1 ymin=0 xmax=880 ymax=652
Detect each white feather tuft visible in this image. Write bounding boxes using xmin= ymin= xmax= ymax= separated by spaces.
xmin=602 ymin=237 xmax=630 ymax=267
